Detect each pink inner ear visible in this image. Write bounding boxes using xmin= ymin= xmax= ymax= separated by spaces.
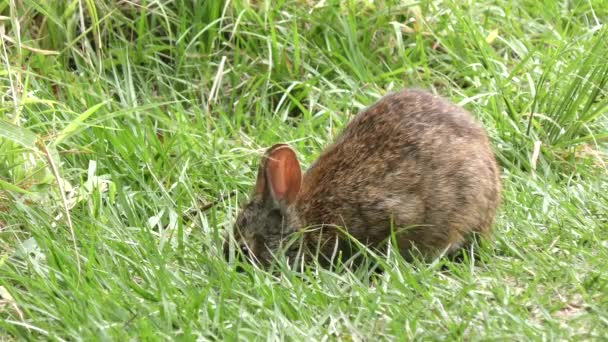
xmin=265 ymin=146 xmax=302 ymax=204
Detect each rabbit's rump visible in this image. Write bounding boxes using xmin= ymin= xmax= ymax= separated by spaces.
xmin=294 ymin=90 xmax=501 ymax=260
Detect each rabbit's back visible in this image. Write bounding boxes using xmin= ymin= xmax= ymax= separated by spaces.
xmin=295 ymin=89 xmax=501 ymax=259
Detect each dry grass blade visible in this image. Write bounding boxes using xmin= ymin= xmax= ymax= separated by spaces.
xmin=36 ymin=139 xmax=81 ymax=277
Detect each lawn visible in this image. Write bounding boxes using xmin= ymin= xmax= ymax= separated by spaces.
xmin=1 ymin=0 xmax=607 ymax=340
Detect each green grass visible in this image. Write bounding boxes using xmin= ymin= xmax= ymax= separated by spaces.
xmin=1 ymin=0 xmax=607 ymax=339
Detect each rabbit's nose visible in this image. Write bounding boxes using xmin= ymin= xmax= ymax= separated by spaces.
xmin=222 ymin=241 xmax=247 ymax=260
xmin=239 ymin=244 xmax=250 ymax=256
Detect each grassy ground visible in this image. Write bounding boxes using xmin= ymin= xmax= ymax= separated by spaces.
xmin=1 ymin=0 xmax=607 ymax=340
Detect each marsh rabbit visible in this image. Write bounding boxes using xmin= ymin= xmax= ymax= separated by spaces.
xmin=229 ymin=89 xmax=501 ymax=267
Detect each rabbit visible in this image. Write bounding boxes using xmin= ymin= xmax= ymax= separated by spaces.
xmin=228 ymin=88 xmax=501 ymax=267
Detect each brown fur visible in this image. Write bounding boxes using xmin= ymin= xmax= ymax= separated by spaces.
xmin=230 ymin=89 xmax=501 ymax=267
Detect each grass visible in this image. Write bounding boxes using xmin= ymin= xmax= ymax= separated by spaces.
xmin=1 ymin=0 xmax=607 ymax=339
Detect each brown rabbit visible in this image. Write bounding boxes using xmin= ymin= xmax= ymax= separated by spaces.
xmin=229 ymin=89 xmax=501 ymax=267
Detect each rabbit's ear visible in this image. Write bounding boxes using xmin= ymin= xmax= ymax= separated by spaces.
xmin=254 ymin=144 xmax=288 ymax=196
xmin=254 ymin=158 xmax=269 ymax=196
xmin=263 ymin=144 xmax=302 ymax=205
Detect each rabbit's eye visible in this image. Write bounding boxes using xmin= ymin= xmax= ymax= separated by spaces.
xmin=266 ymin=209 xmax=283 ymax=233
xmin=268 ymin=209 xmax=282 ymax=220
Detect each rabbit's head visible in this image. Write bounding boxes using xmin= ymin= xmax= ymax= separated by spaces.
xmin=229 ymin=144 xmax=303 ymax=266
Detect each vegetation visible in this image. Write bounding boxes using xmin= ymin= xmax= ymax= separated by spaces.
xmin=1 ymin=0 xmax=607 ymax=339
